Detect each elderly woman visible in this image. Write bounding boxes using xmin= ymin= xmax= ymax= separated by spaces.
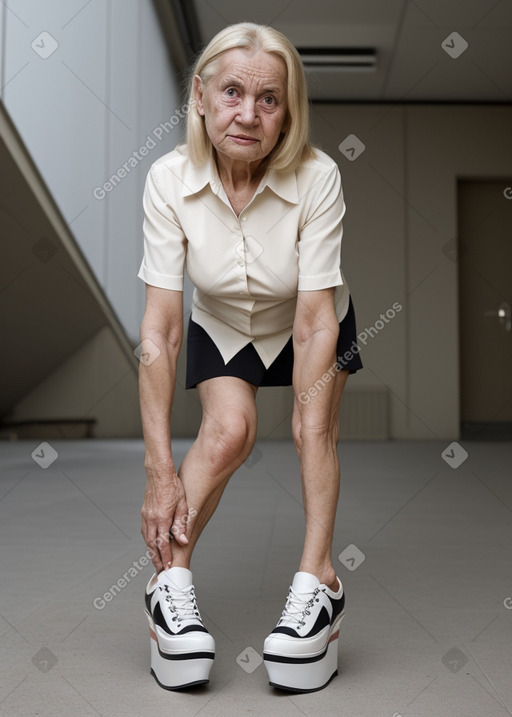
xmin=137 ymin=22 xmax=362 ymax=693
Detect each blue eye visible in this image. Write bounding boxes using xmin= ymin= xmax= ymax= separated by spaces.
xmin=225 ymin=87 xmax=237 ymax=97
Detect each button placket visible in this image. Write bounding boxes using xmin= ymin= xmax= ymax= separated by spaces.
xmin=235 ymin=233 xmax=245 ymax=268
xmin=234 ymin=204 xmax=259 ymax=298
xmin=233 ymin=227 xmax=248 ymax=294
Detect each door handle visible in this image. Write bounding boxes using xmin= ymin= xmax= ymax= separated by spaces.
xmin=484 ymin=301 xmax=511 ymax=332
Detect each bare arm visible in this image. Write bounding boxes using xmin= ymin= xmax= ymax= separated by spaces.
xmin=139 ymin=284 xmax=188 ymax=572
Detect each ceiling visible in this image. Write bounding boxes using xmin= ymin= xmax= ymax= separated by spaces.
xmin=169 ymin=0 xmax=512 ymax=101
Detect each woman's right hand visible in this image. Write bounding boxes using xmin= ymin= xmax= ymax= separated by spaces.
xmin=141 ymin=460 xmax=189 ymax=573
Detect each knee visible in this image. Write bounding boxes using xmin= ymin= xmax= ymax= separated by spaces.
xmin=292 ymin=416 xmax=303 ymax=458
xmin=201 ymin=410 xmax=256 ymax=471
xmin=292 ymin=414 xmax=340 ymax=458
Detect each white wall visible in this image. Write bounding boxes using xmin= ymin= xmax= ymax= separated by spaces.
xmin=1 ymin=0 xmax=184 ymax=344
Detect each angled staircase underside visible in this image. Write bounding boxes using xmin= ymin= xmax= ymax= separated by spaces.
xmin=0 ymin=100 xmax=142 ymax=440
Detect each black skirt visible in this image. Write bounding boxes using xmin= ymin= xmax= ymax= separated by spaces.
xmin=185 ymin=295 xmax=363 ymax=389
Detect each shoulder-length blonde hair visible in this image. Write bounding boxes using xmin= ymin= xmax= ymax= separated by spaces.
xmin=181 ymin=22 xmax=315 ymax=172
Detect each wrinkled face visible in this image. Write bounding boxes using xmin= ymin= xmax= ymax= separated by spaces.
xmin=193 ymin=48 xmax=289 ymax=168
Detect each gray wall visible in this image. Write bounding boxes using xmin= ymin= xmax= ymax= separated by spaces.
xmin=309 ymin=103 xmax=512 ymax=439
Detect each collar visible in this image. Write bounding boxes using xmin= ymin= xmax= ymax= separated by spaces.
xmin=180 ymin=153 xmax=218 ymax=197
xmin=180 ymin=152 xmax=299 ymax=205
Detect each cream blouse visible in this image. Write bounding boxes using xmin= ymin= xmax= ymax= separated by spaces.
xmin=137 ymin=144 xmax=350 ymax=368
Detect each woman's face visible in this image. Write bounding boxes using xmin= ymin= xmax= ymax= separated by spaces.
xmin=194 ymin=48 xmax=289 ymax=169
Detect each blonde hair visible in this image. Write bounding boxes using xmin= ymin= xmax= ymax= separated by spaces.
xmin=181 ymin=22 xmax=315 ymax=172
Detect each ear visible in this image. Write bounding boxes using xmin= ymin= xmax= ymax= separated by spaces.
xmin=193 ymin=75 xmax=205 ymax=116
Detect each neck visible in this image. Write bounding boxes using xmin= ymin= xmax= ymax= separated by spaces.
xmin=215 ymin=153 xmax=268 ymax=192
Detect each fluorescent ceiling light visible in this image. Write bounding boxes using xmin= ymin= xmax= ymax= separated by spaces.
xmin=298 ymin=47 xmax=377 ymax=69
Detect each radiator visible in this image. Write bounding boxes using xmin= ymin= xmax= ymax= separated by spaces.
xmin=340 ymin=389 xmax=389 ymax=440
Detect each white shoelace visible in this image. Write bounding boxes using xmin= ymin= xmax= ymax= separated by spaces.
xmin=279 ymin=586 xmax=321 ymax=628
xmin=159 ymin=583 xmax=201 ymax=626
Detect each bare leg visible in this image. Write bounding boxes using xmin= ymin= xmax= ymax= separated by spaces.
xmin=292 ymin=369 xmax=350 ymax=588
xmin=169 ymin=376 xmax=258 ymax=570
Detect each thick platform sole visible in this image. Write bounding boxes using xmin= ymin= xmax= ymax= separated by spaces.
xmin=263 ymin=615 xmax=344 ymax=693
xmin=147 ymin=616 xmax=214 ymax=691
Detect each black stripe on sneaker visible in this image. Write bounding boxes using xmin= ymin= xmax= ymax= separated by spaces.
xmin=150 ymin=670 xmax=209 ymax=691
xmin=271 ymin=605 xmax=331 ymax=638
xmin=151 ymin=603 xmax=208 ymax=635
xmin=327 ymin=592 xmax=345 ymax=622
xmin=152 ymin=602 xmax=173 ymax=634
xmin=263 ymin=643 xmax=329 ymax=664
xmin=156 ymin=644 xmax=215 ymax=661
xmin=177 ymin=624 xmax=208 ymax=634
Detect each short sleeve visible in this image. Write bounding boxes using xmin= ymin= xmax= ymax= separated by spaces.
xmin=297 ymin=163 xmax=345 ymax=291
xmin=137 ymin=162 xmax=187 ymax=291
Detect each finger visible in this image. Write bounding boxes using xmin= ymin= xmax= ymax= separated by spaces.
xmin=141 ymin=517 xmax=155 ymax=559
xmin=140 ymin=517 xmax=148 ymax=544
xmin=145 ymin=523 xmax=165 ymax=573
xmin=172 ymin=496 xmax=190 ymax=545
xmin=156 ymin=524 xmax=173 ymax=568
xmin=148 ymin=545 xmax=163 ymax=573
xmin=149 ymin=540 xmax=164 ymax=573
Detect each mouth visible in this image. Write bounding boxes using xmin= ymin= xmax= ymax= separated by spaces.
xmin=229 ymin=134 xmax=259 ymax=144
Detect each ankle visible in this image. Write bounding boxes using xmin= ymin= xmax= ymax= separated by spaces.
xmin=299 ymin=563 xmax=337 ymax=590
xmin=324 ymin=574 xmax=339 ymax=592
xmin=164 ymin=553 xmax=191 ymax=572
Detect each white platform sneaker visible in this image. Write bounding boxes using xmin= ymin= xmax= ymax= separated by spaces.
xmin=144 ymin=567 xmax=215 ymax=690
xmin=263 ymin=571 xmax=345 ymax=693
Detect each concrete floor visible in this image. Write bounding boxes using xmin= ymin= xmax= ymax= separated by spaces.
xmin=0 ymin=438 xmax=511 ymax=717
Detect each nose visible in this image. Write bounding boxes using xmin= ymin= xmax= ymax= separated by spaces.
xmin=237 ymin=97 xmax=257 ymax=125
